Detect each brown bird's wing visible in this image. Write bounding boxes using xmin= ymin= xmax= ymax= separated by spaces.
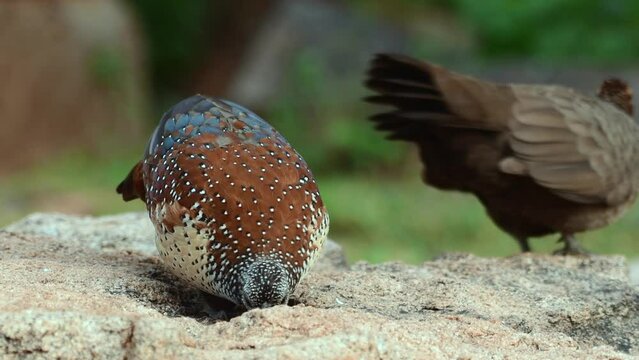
xmin=366 ymin=54 xmax=639 ymax=206
xmin=116 ymin=161 xmax=146 ymax=202
xmin=505 ymin=86 xmax=639 ymax=205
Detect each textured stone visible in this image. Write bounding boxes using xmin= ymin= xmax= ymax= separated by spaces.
xmin=630 ymin=259 xmax=639 ymax=285
xmin=1 ymin=213 xmax=637 ymax=359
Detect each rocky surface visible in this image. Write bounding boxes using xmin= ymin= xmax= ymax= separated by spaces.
xmin=1 ymin=213 xmax=637 ymax=359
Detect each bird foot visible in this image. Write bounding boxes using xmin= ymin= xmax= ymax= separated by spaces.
xmin=517 ymin=237 xmax=531 ymax=253
xmin=552 ymin=234 xmax=590 ymax=256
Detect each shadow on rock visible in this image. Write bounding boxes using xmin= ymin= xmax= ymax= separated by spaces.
xmin=107 ymin=257 xmax=245 ymax=322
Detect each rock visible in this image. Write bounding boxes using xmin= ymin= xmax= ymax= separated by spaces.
xmin=4 ymin=212 xmax=348 ymax=270
xmin=1 ymin=213 xmax=637 ymax=359
xmin=5 ymin=212 xmax=157 ymax=256
xmin=630 ymin=259 xmax=639 ymax=286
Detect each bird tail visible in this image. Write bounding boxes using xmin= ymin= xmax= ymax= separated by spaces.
xmin=364 ymin=54 xmax=510 ymax=141
xmin=116 ymin=161 xmax=146 ymax=202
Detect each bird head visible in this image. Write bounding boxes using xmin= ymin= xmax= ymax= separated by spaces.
xmin=238 ymin=258 xmax=292 ymax=309
xmin=598 ymin=78 xmax=633 ymax=115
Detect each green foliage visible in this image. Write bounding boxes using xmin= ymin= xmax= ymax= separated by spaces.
xmin=4 ymin=153 xmax=638 ymax=263
xmin=452 ymin=0 xmax=639 ymax=63
xmin=127 ymin=0 xmax=211 ymax=90
xmin=265 ymin=51 xmax=407 ymax=175
xmin=0 ymin=151 xmax=145 ymax=227
xmin=29 ymin=0 xmax=638 ymax=265
xmin=348 ymin=0 xmax=639 ymax=64
xmin=320 ymin=173 xmax=639 ymax=262
xmin=88 ymin=46 xmax=127 ymax=89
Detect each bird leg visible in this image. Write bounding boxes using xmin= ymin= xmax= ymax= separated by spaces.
xmin=553 ymin=233 xmax=590 ymax=256
xmin=517 ymin=237 xmax=531 ymax=253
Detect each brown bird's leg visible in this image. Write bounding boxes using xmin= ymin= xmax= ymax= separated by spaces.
xmin=517 ymin=237 xmax=531 ymax=253
xmin=553 ymin=233 xmax=590 ymax=256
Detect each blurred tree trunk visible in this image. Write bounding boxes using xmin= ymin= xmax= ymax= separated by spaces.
xmin=0 ymin=0 xmax=148 ymax=174
xmin=190 ymin=0 xmax=278 ymax=97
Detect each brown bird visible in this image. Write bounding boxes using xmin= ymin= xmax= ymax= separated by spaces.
xmin=365 ymin=54 xmax=638 ymax=254
xmin=117 ymin=95 xmax=329 ymax=309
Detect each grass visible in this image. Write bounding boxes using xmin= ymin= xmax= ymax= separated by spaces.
xmin=0 ymin=151 xmax=146 ymax=226
xmin=320 ymin=173 xmax=639 ymax=262
xmin=2 ymin=152 xmax=638 ymax=263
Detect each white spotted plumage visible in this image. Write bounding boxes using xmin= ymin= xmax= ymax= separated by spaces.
xmin=119 ymin=95 xmax=329 ymax=308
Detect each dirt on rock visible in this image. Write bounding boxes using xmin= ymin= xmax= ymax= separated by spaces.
xmin=1 ymin=213 xmax=637 ymax=359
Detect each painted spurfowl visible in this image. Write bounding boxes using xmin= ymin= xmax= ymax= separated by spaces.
xmin=118 ymin=95 xmax=329 ymax=308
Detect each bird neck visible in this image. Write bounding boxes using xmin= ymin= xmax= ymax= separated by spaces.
xmin=598 ymin=78 xmax=633 ymax=116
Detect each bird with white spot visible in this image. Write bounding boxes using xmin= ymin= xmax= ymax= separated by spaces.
xmin=117 ymin=95 xmax=329 ymax=309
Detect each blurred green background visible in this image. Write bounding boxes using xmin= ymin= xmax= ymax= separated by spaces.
xmin=2 ymin=0 xmax=639 ymax=263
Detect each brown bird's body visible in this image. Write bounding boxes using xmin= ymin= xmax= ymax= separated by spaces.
xmin=366 ymin=54 xmax=639 ymax=253
xmin=117 ymin=95 xmax=329 ymax=308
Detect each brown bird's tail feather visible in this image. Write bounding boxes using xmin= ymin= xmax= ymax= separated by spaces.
xmin=116 ymin=161 xmax=146 ymax=202
xmin=365 ymin=54 xmax=512 ymax=141
xmin=365 ymin=54 xmax=455 ymax=141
